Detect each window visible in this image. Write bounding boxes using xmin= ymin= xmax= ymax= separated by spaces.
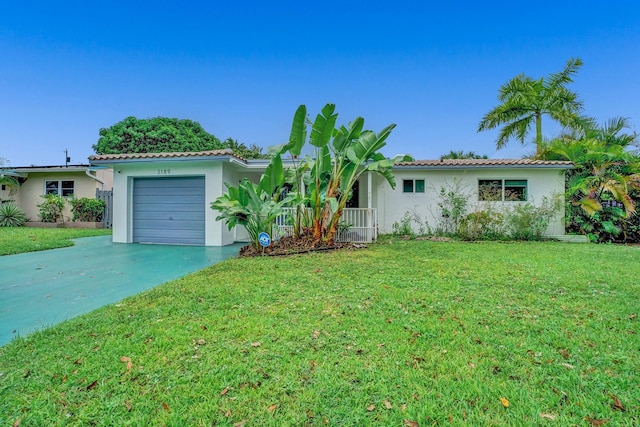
xmin=403 ymin=179 xmax=425 ymax=194
xmin=45 ymin=180 xmax=74 ymax=197
xmin=478 ymin=179 xmax=527 ymax=201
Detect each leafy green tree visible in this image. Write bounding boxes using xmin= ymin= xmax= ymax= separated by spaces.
xmin=440 ymin=150 xmax=488 ymax=159
xmin=478 ymin=58 xmax=584 ymax=155
xmin=93 ymin=117 xmax=225 ymax=154
xmin=538 ymin=118 xmax=640 ymax=241
xmin=221 ymin=138 xmax=269 ymax=160
xmin=0 ymin=175 xmax=20 ymax=196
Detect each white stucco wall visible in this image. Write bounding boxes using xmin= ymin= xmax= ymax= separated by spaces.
xmin=110 ymin=160 xmax=230 ymax=246
xmin=375 ymin=167 xmax=567 ymax=236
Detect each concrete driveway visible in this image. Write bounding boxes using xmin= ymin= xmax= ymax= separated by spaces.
xmin=0 ymin=236 xmax=242 ymax=346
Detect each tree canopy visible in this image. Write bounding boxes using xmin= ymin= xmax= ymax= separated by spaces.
xmin=478 ymin=58 xmax=584 ymax=155
xmin=440 ymin=150 xmax=488 ymax=160
xmin=93 ymin=117 xmax=268 ymax=159
xmin=93 ymin=117 xmax=224 ymax=154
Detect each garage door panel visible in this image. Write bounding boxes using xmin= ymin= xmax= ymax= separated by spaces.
xmin=134 ymin=195 xmax=205 ymax=205
xmin=133 ymin=177 xmax=205 ymax=245
xmin=132 ymin=210 xmax=205 ymax=221
xmin=133 ymin=219 xmax=205 ymax=231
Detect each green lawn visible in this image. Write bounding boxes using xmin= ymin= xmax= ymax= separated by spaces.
xmin=0 ymin=227 xmax=111 ymax=255
xmin=0 ymin=240 xmax=638 ymax=426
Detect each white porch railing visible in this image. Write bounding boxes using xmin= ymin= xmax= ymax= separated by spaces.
xmin=274 ymin=208 xmax=377 ymax=243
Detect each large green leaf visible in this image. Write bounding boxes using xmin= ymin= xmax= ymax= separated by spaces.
xmin=284 ymin=105 xmax=307 ymax=156
xmin=310 ymin=103 xmax=337 ymax=148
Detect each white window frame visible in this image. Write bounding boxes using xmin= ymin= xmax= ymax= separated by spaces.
xmin=45 ymin=180 xmax=75 ymax=197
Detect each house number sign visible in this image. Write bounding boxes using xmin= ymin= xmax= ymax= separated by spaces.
xmin=157 ymin=169 xmax=171 ymax=175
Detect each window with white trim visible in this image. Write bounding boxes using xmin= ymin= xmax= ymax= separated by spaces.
xmin=478 ymin=179 xmax=527 ymax=201
xmin=403 ymin=179 xmax=425 ymax=193
xmin=45 ymin=180 xmax=75 ymax=197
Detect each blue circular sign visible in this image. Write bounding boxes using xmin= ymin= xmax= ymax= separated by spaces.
xmin=258 ymin=232 xmax=271 ymax=247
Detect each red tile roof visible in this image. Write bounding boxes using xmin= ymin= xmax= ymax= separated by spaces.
xmin=89 ymin=149 xmax=240 ymax=161
xmin=396 ymin=159 xmax=573 ymax=167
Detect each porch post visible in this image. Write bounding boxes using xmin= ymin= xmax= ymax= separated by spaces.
xmin=367 ymin=172 xmax=373 ymax=240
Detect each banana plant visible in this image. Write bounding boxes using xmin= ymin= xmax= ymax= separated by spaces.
xmin=211 ymin=154 xmax=294 ymax=249
xmin=282 ymin=103 xmax=409 ymax=244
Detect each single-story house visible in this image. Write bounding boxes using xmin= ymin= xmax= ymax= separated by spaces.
xmin=0 ymin=165 xmax=113 ymax=222
xmin=89 ymin=150 xmax=572 ymax=246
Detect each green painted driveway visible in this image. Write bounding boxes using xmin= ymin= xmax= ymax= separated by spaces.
xmin=0 ymin=236 xmax=242 ymax=346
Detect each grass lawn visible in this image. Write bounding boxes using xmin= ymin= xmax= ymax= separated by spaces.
xmin=0 ymin=240 xmax=638 ymax=426
xmin=0 ymin=227 xmax=112 ymax=255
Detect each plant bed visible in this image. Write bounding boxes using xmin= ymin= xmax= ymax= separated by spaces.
xmin=239 ymin=234 xmax=361 ymax=257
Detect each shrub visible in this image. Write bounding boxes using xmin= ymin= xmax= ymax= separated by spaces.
xmin=435 ymin=186 xmax=468 ymax=235
xmin=392 ymin=210 xmax=428 ymax=236
xmin=506 ymin=197 xmax=560 ymax=240
xmin=38 ymin=194 xmax=66 ymax=222
xmin=70 ymin=197 xmax=105 ymax=222
xmin=458 ymin=209 xmax=507 ymax=240
xmin=0 ymin=202 xmax=27 ymax=227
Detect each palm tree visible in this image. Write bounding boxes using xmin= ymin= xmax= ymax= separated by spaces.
xmin=478 ymin=58 xmax=584 ymax=155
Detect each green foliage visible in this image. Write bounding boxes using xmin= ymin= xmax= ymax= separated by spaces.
xmin=506 ymin=196 xmax=561 ymax=240
xmin=538 ymin=118 xmax=640 ymax=242
xmin=69 ymin=197 xmax=106 ymax=222
xmin=478 ymin=58 xmax=583 ymax=154
xmin=0 ymin=202 xmax=26 ymax=227
xmin=459 ymin=208 xmax=507 ymax=240
xmin=436 ymin=185 xmax=468 ymax=234
xmin=211 ymin=155 xmax=295 ymax=249
xmin=37 ymin=194 xmax=66 ymax=223
xmin=0 ymin=174 xmax=20 ymax=196
xmin=439 ymin=150 xmax=488 ymax=159
xmin=391 ymin=210 xmax=427 ymax=236
xmin=276 ymin=103 xmax=407 ymax=244
xmin=221 ymin=137 xmax=269 ymax=160
xmin=1 ymin=241 xmax=638 ymax=425
xmin=93 ymin=116 xmax=224 ymax=154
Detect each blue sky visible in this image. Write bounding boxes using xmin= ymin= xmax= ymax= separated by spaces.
xmin=1 ymin=1 xmax=639 ymax=166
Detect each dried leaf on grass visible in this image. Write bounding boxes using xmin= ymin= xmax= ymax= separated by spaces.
xmin=220 ymin=387 xmax=230 ymax=396
xmin=366 ymin=404 xmax=375 ymax=411
xmin=500 ymin=397 xmax=510 ymax=408
xmin=124 ymin=401 xmax=132 ymax=412
xmin=120 ymin=356 xmax=133 ymax=372
xmin=540 ymin=413 xmax=556 ymax=420
xmin=233 ymin=420 xmax=247 ymax=427
xmin=251 ymin=342 xmax=261 ymax=347
xmin=268 ymin=404 xmax=277 ymax=412
xmin=12 ymin=418 xmax=21 ymax=427
xmin=162 ymin=402 xmax=170 ymax=412
xmin=383 ymin=400 xmax=392 ymax=409
xmin=585 ymin=417 xmax=609 ymax=426
xmin=404 ymin=420 xmax=419 ymax=427
xmin=610 ymin=394 xmax=625 ymax=411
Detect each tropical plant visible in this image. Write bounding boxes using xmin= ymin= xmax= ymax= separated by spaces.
xmin=0 ymin=174 xmax=20 ymax=196
xmin=0 ymin=202 xmax=27 ymax=227
xmin=538 ymin=119 xmax=640 ymax=241
xmin=211 ymin=154 xmax=295 ymax=249
xmin=276 ymin=103 xmax=409 ymax=245
xmin=436 ymin=185 xmax=468 ymax=235
xmin=221 ymin=138 xmax=269 ymax=160
xmin=439 ymin=150 xmax=488 ymax=159
xmin=70 ymin=197 xmax=106 ymax=222
xmin=506 ymin=197 xmax=561 ymax=240
xmin=478 ymin=58 xmax=584 ymax=155
xmin=38 ymin=194 xmax=66 ymax=223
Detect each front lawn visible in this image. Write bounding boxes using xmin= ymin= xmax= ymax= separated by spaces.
xmin=0 ymin=240 xmax=638 ymax=426
xmin=0 ymin=227 xmax=112 ymax=255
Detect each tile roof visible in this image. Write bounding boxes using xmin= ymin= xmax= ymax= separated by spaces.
xmin=396 ymin=159 xmax=573 ymax=167
xmin=89 ymin=149 xmax=240 ymax=161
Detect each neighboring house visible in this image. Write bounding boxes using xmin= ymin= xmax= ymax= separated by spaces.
xmin=89 ymin=150 xmax=572 ymax=246
xmin=0 ymin=165 xmax=113 ymax=222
